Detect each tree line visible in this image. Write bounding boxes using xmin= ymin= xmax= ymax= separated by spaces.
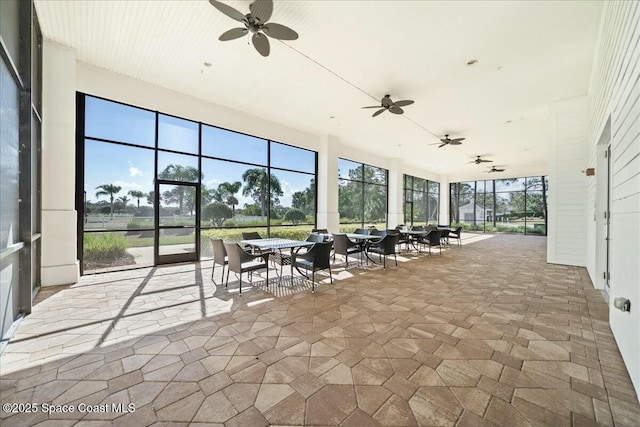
xmin=92 ymin=164 xmax=315 ymax=225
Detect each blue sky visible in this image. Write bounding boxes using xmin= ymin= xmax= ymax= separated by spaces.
xmin=84 ymin=97 xmax=316 ymax=208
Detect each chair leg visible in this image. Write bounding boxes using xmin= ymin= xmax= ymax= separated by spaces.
xmin=383 ymin=255 xmax=386 ymax=269
xmin=394 ymin=253 xmax=398 ymax=267
xmin=239 ymin=274 xmax=242 ymax=294
xmin=211 ymin=262 xmax=215 ymax=280
xmin=311 ymin=271 xmax=315 ymax=293
xmin=329 ymin=268 xmax=333 ymax=285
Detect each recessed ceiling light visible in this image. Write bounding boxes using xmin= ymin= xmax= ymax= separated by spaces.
xmin=203 ymin=62 xmax=212 ymax=67
xmin=467 ymin=59 xmax=478 ymax=66
xmin=506 ymin=120 xmax=513 ymax=124
xmin=329 ymin=116 xmax=335 ymax=119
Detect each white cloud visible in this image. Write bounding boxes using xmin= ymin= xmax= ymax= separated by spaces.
xmin=113 ymin=180 xmax=144 ymax=190
xmin=128 ymin=162 xmax=143 ymax=177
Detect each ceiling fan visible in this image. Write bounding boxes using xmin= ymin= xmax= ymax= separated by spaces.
xmin=362 ymin=95 xmax=414 ymax=117
xmin=470 ymin=155 xmax=493 ymax=164
xmin=485 ymin=166 xmax=506 ymax=173
xmin=209 ymin=0 xmax=298 ymax=57
xmin=431 ymin=134 xmax=465 ymax=148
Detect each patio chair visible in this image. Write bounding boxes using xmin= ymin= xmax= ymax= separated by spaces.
xmin=210 ymin=238 xmax=228 ymax=283
xmin=332 ymin=233 xmax=364 ymax=268
xmin=241 ymin=231 xmax=269 ymax=254
xmin=292 ymin=241 xmax=333 ymax=293
xmin=223 ymin=242 xmax=270 ymax=294
xmin=440 ymin=228 xmax=450 ymax=246
xmin=367 ymin=232 xmax=399 ymax=268
xmin=354 ymin=228 xmax=371 ymax=235
xmin=394 ymin=225 xmax=411 ymax=251
xmin=449 ymin=226 xmax=463 ymax=246
xmin=424 ymin=230 xmax=443 ymax=255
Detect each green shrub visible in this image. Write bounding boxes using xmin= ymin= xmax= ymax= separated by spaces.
xmin=284 ymin=209 xmax=306 ymax=224
xmin=84 ymin=233 xmax=128 ymax=263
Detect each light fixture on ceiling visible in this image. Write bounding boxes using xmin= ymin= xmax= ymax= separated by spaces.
xmin=203 ymin=62 xmax=212 ymax=67
xmin=467 ymin=59 xmax=478 ymax=65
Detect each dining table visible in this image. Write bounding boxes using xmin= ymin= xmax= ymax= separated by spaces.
xmin=240 ymin=238 xmax=315 ymax=283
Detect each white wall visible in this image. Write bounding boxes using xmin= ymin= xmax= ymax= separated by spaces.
xmin=585 ymin=0 xmax=640 ymax=395
xmin=547 ymin=96 xmax=588 ymax=267
xmin=41 ymin=41 xmax=80 ymax=286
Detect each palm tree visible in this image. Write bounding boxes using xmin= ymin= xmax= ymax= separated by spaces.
xmin=128 ymin=190 xmax=145 ymax=209
xmin=158 ymin=164 xmax=201 ymax=214
xmin=117 ymin=195 xmax=130 ymax=213
xmin=242 ymin=169 xmax=283 ymax=217
xmin=95 ymin=184 xmax=122 ymax=217
xmin=217 ymin=181 xmax=242 ymax=216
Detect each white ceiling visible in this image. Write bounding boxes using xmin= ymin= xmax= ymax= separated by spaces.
xmin=34 ymin=0 xmax=603 ymax=180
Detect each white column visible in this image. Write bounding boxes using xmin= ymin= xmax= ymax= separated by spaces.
xmin=317 ymin=135 xmax=340 ymax=232
xmin=439 ymin=175 xmax=450 ymax=224
xmin=41 ymin=41 xmax=79 ymax=286
xmin=387 ymin=158 xmax=404 ymax=227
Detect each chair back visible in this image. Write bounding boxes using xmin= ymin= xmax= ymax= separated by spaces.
xmin=354 ymin=228 xmax=370 ymax=235
xmin=453 ymin=226 xmax=462 ymax=236
xmin=242 ymin=231 xmax=262 ymax=240
xmin=223 ymin=243 xmax=244 ymax=273
xmin=307 ymin=232 xmax=324 ymax=243
xmin=378 ymin=233 xmax=399 ymax=254
xmin=211 ymin=238 xmax=227 ymax=267
xmin=411 ymin=225 xmax=425 ymax=231
xmin=332 ymin=233 xmax=352 ymax=255
xmin=371 ymin=229 xmax=387 ymax=237
xmin=307 ymin=241 xmax=333 ymax=270
xmin=427 ymin=230 xmax=442 ymax=246
xmin=312 ymin=228 xmax=328 ymax=234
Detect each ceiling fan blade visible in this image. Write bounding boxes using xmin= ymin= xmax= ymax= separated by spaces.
xmin=263 ymin=23 xmax=298 ymax=40
xmin=480 ymin=159 xmax=493 ymax=163
xmin=250 ymin=0 xmax=273 ymax=23
xmin=449 ymin=140 xmax=463 ymax=145
xmin=393 ymin=100 xmax=414 ymax=107
xmin=209 ymin=0 xmax=245 ymax=22
xmin=252 ymin=32 xmax=270 ymax=56
xmin=372 ymin=109 xmax=385 ymax=117
xmin=219 ymin=27 xmax=248 ymax=41
xmin=438 ymin=142 xmax=447 ymax=148
xmin=389 ymin=106 xmax=403 ymax=114
xmin=362 ymin=106 xmax=381 ymax=109
xmin=450 ymin=137 xmax=466 ymax=142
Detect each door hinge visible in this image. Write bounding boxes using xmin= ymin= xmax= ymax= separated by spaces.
xmin=604 ymin=211 xmax=607 ymax=219
xmin=605 ymin=150 xmax=609 ymax=158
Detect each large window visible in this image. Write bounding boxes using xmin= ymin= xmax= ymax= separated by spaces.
xmin=1 ymin=0 xmax=42 ymax=338
xmin=78 ymin=95 xmax=317 ymax=273
xmin=403 ymin=175 xmax=440 ymax=226
xmin=450 ymin=176 xmax=548 ymax=235
xmin=338 ymin=159 xmax=387 ymax=231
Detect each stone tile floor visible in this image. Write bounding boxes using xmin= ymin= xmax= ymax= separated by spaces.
xmin=1 ymin=234 xmax=639 ymax=426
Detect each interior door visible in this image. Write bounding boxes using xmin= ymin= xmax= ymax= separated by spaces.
xmin=155 ymin=181 xmax=199 ymax=265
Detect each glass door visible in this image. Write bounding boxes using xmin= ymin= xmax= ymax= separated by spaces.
xmin=155 ymin=181 xmax=199 ymax=265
